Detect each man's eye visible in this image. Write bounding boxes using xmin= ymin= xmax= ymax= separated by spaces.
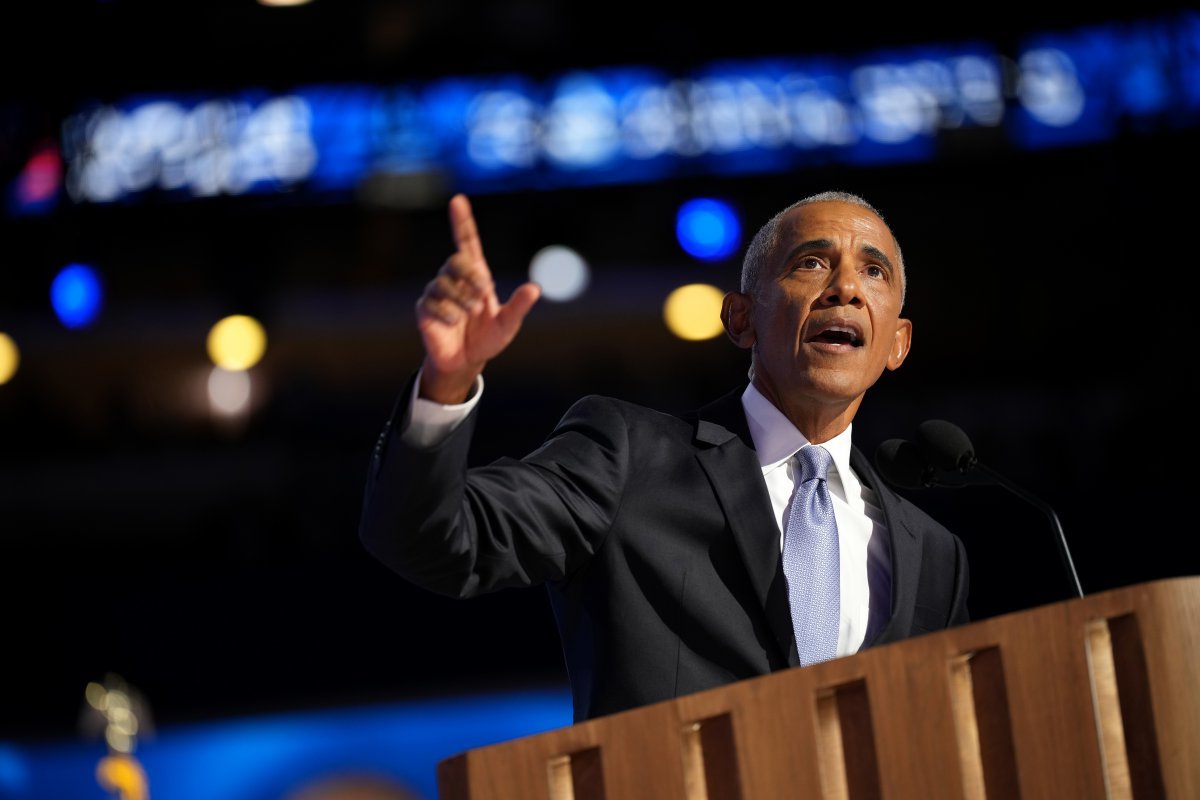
xmin=865 ymin=265 xmax=886 ymax=279
xmin=796 ymin=257 xmax=822 ymax=270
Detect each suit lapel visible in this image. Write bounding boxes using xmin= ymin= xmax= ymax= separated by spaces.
xmin=851 ymin=447 xmax=921 ymax=647
xmin=690 ymin=389 xmax=924 ymax=660
xmin=692 ymin=387 xmax=800 ymax=668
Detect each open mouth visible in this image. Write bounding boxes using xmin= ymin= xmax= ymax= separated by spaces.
xmin=810 ymin=324 xmax=863 ymax=347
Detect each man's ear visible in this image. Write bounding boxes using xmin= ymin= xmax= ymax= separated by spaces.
xmin=886 ymin=317 xmax=912 ymax=370
xmin=722 ymin=291 xmax=755 ymax=349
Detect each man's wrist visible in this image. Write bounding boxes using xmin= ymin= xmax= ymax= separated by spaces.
xmin=418 ymin=360 xmax=483 ymax=405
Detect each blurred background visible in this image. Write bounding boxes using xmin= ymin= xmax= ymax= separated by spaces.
xmin=2 ymin=1 xmax=1198 ymax=798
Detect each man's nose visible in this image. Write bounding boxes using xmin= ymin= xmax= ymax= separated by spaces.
xmin=821 ymin=264 xmax=862 ymax=306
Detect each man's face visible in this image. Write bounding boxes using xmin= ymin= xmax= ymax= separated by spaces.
xmin=741 ymin=200 xmax=911 ymax=416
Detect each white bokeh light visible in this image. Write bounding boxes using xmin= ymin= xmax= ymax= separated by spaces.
xmin=207 ymin=366 xmax=252 ymax=416
xmin=528 ymin=245 xmax=590 ymax=302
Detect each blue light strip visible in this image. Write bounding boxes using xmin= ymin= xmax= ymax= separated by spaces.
xmin=11 ymin=10 xmax=1198 ymax=216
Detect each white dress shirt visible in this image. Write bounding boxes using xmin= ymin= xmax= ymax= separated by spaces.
xmin=740 ymin=383 xmax=892 ymax=657
xmin=402 ymin=373 xmax=892 ymax=656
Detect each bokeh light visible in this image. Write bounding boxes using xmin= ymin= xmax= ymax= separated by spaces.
xmin=51 ymin=264 xmax=103 ymax=329
xmin=15 ymin=142 xmax=62 ymax=210
xmin=208 ymin=367 xmax=253 ymax=416
xmin=0 ymin=333 xmax=19 ymax=385
xmin=528 ymin=244 xmax=590 ymax=301
xmin=675 ymin=198 xmax=741 ymax=261
xmin=663 ymin=283 xmax=726 ymax=341
xmin=206 ymin=315 xmax=267 ymax=370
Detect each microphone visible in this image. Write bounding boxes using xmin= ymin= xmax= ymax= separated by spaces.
xmin=875 ymin=420 xmax=1085 ymax=599
xmin=874 ymin=438 xmax=934 ymax=490
xmin=914 ymin=419 xmax=975 ymax=472
xmin=874 ymin=435 xmax=983 ymax=490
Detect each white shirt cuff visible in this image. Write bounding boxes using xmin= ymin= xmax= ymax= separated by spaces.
xmin=400 ymin=370 xmax=484 ymax=448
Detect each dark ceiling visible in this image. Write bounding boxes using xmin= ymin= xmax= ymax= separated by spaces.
xmin=1 ymin=1 xmax=1198 ymax=741
xmin=3 ymin=1 xmax=1194 ymax=104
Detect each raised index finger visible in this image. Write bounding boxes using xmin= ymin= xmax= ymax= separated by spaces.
xmin=448 ymin=193 xmax=485 ymax=263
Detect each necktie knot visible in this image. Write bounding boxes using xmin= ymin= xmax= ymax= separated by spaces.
xmin=797 ymin=444 xmax=832 ymax=484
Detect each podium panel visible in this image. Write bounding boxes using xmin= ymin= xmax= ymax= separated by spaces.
xmin=438 ymin=576 xmax=1200 ymax=799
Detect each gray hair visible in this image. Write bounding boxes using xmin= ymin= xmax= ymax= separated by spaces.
xmin=739 ymin=190 xmax=906 ymax=305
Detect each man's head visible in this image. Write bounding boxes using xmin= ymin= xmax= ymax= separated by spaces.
xmin=739 ymin=191 xmax=906 ymax=303
xmin=721 ymin=191 xmax=912 ymax=441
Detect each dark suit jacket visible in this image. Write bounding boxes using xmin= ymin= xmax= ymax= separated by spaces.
xmin=358 ymin=376 xmax=970 ymax=722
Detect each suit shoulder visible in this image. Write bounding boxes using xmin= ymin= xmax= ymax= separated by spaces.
xmin=545 ymin=396 xmax=696 ymax=453
xmin=561 ymin=394 xmax=691 ymax=428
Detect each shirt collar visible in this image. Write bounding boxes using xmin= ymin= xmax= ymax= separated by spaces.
xmin=740 ymin=382 xmax=856 ymax=493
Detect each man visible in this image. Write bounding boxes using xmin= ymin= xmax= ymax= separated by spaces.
xmin=358 ymin=191 xmax=969 ymax=722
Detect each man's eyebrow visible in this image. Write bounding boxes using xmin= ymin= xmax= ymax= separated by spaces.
xmin=783 ymin=239 xmax=833 ymax=263
xmin=862 ymin=244 xmax=895 ymax=272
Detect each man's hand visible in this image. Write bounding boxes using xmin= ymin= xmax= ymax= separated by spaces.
xmin=416 ymin=194 xmax=541 ymax=404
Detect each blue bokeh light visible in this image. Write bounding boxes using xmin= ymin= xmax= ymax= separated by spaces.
xmin=676 ymin=198 xmax=741 ymax=261
xmin=0 ymin=688 xmax=573 ymax=800
xmin=51 ymin=263 xmax=103 ymax=329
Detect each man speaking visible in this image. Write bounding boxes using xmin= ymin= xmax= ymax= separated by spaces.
xmin=358 ymin=190 xmax=970 ymax=722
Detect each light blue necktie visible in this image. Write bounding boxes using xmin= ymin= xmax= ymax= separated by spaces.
xmin=783 ymin=444 xmax=841 ymax=666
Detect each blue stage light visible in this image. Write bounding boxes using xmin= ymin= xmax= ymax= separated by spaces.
xmin=676 ymin=198 xmax=741 ymax=261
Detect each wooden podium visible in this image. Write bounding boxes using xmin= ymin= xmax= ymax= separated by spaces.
xmin=437 ymin=576 xmax=1199 ymax=799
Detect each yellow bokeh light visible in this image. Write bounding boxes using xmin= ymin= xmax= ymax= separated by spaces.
xmin=95 ymin=753 xmax=148 ymax=800
xmin=206 ymin=315 xmax=267 ymax=370
xmin=663 ymin=284 xmax=726 ymax=341
xmin=0 ymin=333 xmax=19 ymax=384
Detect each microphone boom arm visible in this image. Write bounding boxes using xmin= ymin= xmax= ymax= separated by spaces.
xmin=973 ymin=460 xmax=1084 ymax=598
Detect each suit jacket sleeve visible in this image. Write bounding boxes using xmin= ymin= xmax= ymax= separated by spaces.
xmin=357 ymin=373 xmax=628 ymax=599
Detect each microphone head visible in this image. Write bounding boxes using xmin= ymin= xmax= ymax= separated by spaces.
xmin=874 ymin=438 xmax=932 ymax=490
xmin=916 ymin=419 xmax=976 ymax=472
